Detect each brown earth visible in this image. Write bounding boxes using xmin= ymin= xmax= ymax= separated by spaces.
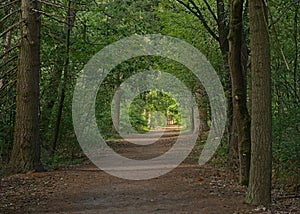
xmin=0 ymin=127 xmax=299 ymax=213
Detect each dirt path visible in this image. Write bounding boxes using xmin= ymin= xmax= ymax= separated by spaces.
xmin=1 ymin=127 xmax=299 ymax=213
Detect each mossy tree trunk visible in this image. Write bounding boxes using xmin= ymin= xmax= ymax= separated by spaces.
xmin=228 ymin=0 xmax=251 ymax=186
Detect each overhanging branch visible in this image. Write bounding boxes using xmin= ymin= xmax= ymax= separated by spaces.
xmin=176 ymin=0 xmax=219 ymax=41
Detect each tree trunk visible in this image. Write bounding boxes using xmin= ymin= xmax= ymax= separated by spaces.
xmin=228 ymin=117 xmax=238 ymax=159
xmin=112 ymin=85 xmax=121 ymax=133
xmin=246 ymin=0 xmax=272 ymax=206
xmin=228 ymin=0 xmax=251 ymax=186
xmin=40 ymin=63 xmax=62 ymax=151
xmin=293 ymin=2 xmax=299 ymax=99
xmin=195 ymin=89 xmax=209 ymax=132
xmin=148 ymin=111 xmax=152 ymax=129
xmin=176 ymin=0 xmax=252 ymax=179
xmin=216 ymin=0 xmax=240 ymax=163
xmin=39 ymin=47 xmax=64 ymax=141
xmin=52 ymin=0 xmax=74 ymax=155
xmin=9 ymin=0 xmax=43 ymax=172
xmin=191 ymin=105 xmax=195 ymax=132
xmin=176 ymin=0 xmax=242 ymax=164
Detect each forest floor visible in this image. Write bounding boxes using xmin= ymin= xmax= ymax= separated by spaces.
xmin=0 ymin=126 xmax=299 ymax=213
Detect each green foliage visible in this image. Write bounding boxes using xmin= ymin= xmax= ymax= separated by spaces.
xmin=0 ymin=0 xmax=299 ymax=192
xmin=128 ymin=96 xmax=148 ymax=132
xmin=272 ymin=102 xmax=300 ymax=188
xmin=269 ymin=0 xmax=300 ymax=189
xmin=44 ymin=153 xmax=86 ymax=170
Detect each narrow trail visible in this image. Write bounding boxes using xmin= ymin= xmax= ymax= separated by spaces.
xmin=1 ymin=126 xmax=298 ymax=213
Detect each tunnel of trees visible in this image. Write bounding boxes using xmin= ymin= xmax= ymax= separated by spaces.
xmin=0 ymin=0 xmax=299 ymax=208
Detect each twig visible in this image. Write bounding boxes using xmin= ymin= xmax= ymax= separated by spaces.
xmin=0 ymin=0 xmax=19 ymax=10
xmin=0 ymin=66 xmax=17 ymax=79
xmin=37 ymin=0 xmax=65 ymax=9
xmin=31 ymin=8 xmax=71 ymax=26
xmin=0 ymin=55 xmax=18 ymax=68
xmin=269 ymin=0 xmax=300 ymax=28
xmin=268 ymin=7 xmax=291 ymax=71
xmin=276 ymin=194 xmax=300 ymax=200
xmin=176 ymin=0 xmax=219 ymax=41
xmin=0 ymin=9 xmax=20 ymax=24
xmin=0 ymin=43 xmax=20 ymax=59
xmin=0 ymin=20 xmax=22 ymax=38
xmin=0 ymin=103 xmax=16 ymax=114
xmin=202 ymin=0 xmax=218 ymax=23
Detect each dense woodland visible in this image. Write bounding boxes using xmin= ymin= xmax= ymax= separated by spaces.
xmin=0 ymin=0 xmax=299 ymax=209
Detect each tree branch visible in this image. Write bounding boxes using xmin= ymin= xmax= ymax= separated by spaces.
xmin=202 ymin=0 xmax=218 ymax=23
xmin=269 ymin=0 xmax=300 ymax=28
xmin=0 ymin=20 xmax=22 ymax=38
xmin=268 ymin=6 xmax=291 ymax=71
xmin=176 ymin=0 xmax=219 ymax=41
xmin=216 ymin=0 xmax=229 ymax=53
xmin=0 ymin=9 xmax=20 ymax=24
xmin=0 ymin=0 xmax=19 ymax=10
xmin=37 ymin=0 xmax=65 ymax=9
xmin=31 ymin=9 xmax=71 ymax=26
xmin=0 ymin=55 xmax=18 ymax=68
xmin=0 ymin=66 xmax=17 ymax=79
xmin=188 ymin=0 xmax=219 ymax=40
xmin=0 ymin=43 xmax=20 ymax=59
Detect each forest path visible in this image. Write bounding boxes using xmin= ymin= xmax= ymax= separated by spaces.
xmin=1 ymin=126 xmax=296 ymax=213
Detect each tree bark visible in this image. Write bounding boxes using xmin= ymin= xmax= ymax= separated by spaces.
xmin=246 ymin=0 xmax=272 ymax=206
xmin=216 ymin=0 xmax=241 ymax=163
xmin=112 ymin=85 xmax=121 ymax=133
xmin=195 ymin=89 xmax=209 ymax=132
xmin=9 ymin=0 xmax=43 ymax=172
xmin=52 ymin=0 xmax=74 ymax=155
xmin=293 ymin=2 xmax=299 ymax=99
xmin=228 ymin=0 xmax=251 ymax=186
xmin=176 ymin=0 xmax=251 ymax=179
xmin=39 ymin=52 xmax=63 ymax=142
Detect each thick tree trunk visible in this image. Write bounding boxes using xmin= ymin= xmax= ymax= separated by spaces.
xmin=228 ymin=0 xmax=251 ymax=186
xmin=246 ymin=0 xmax=272 ymax=207
xmin=9 ymin=0 xmax=43 ymax=172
